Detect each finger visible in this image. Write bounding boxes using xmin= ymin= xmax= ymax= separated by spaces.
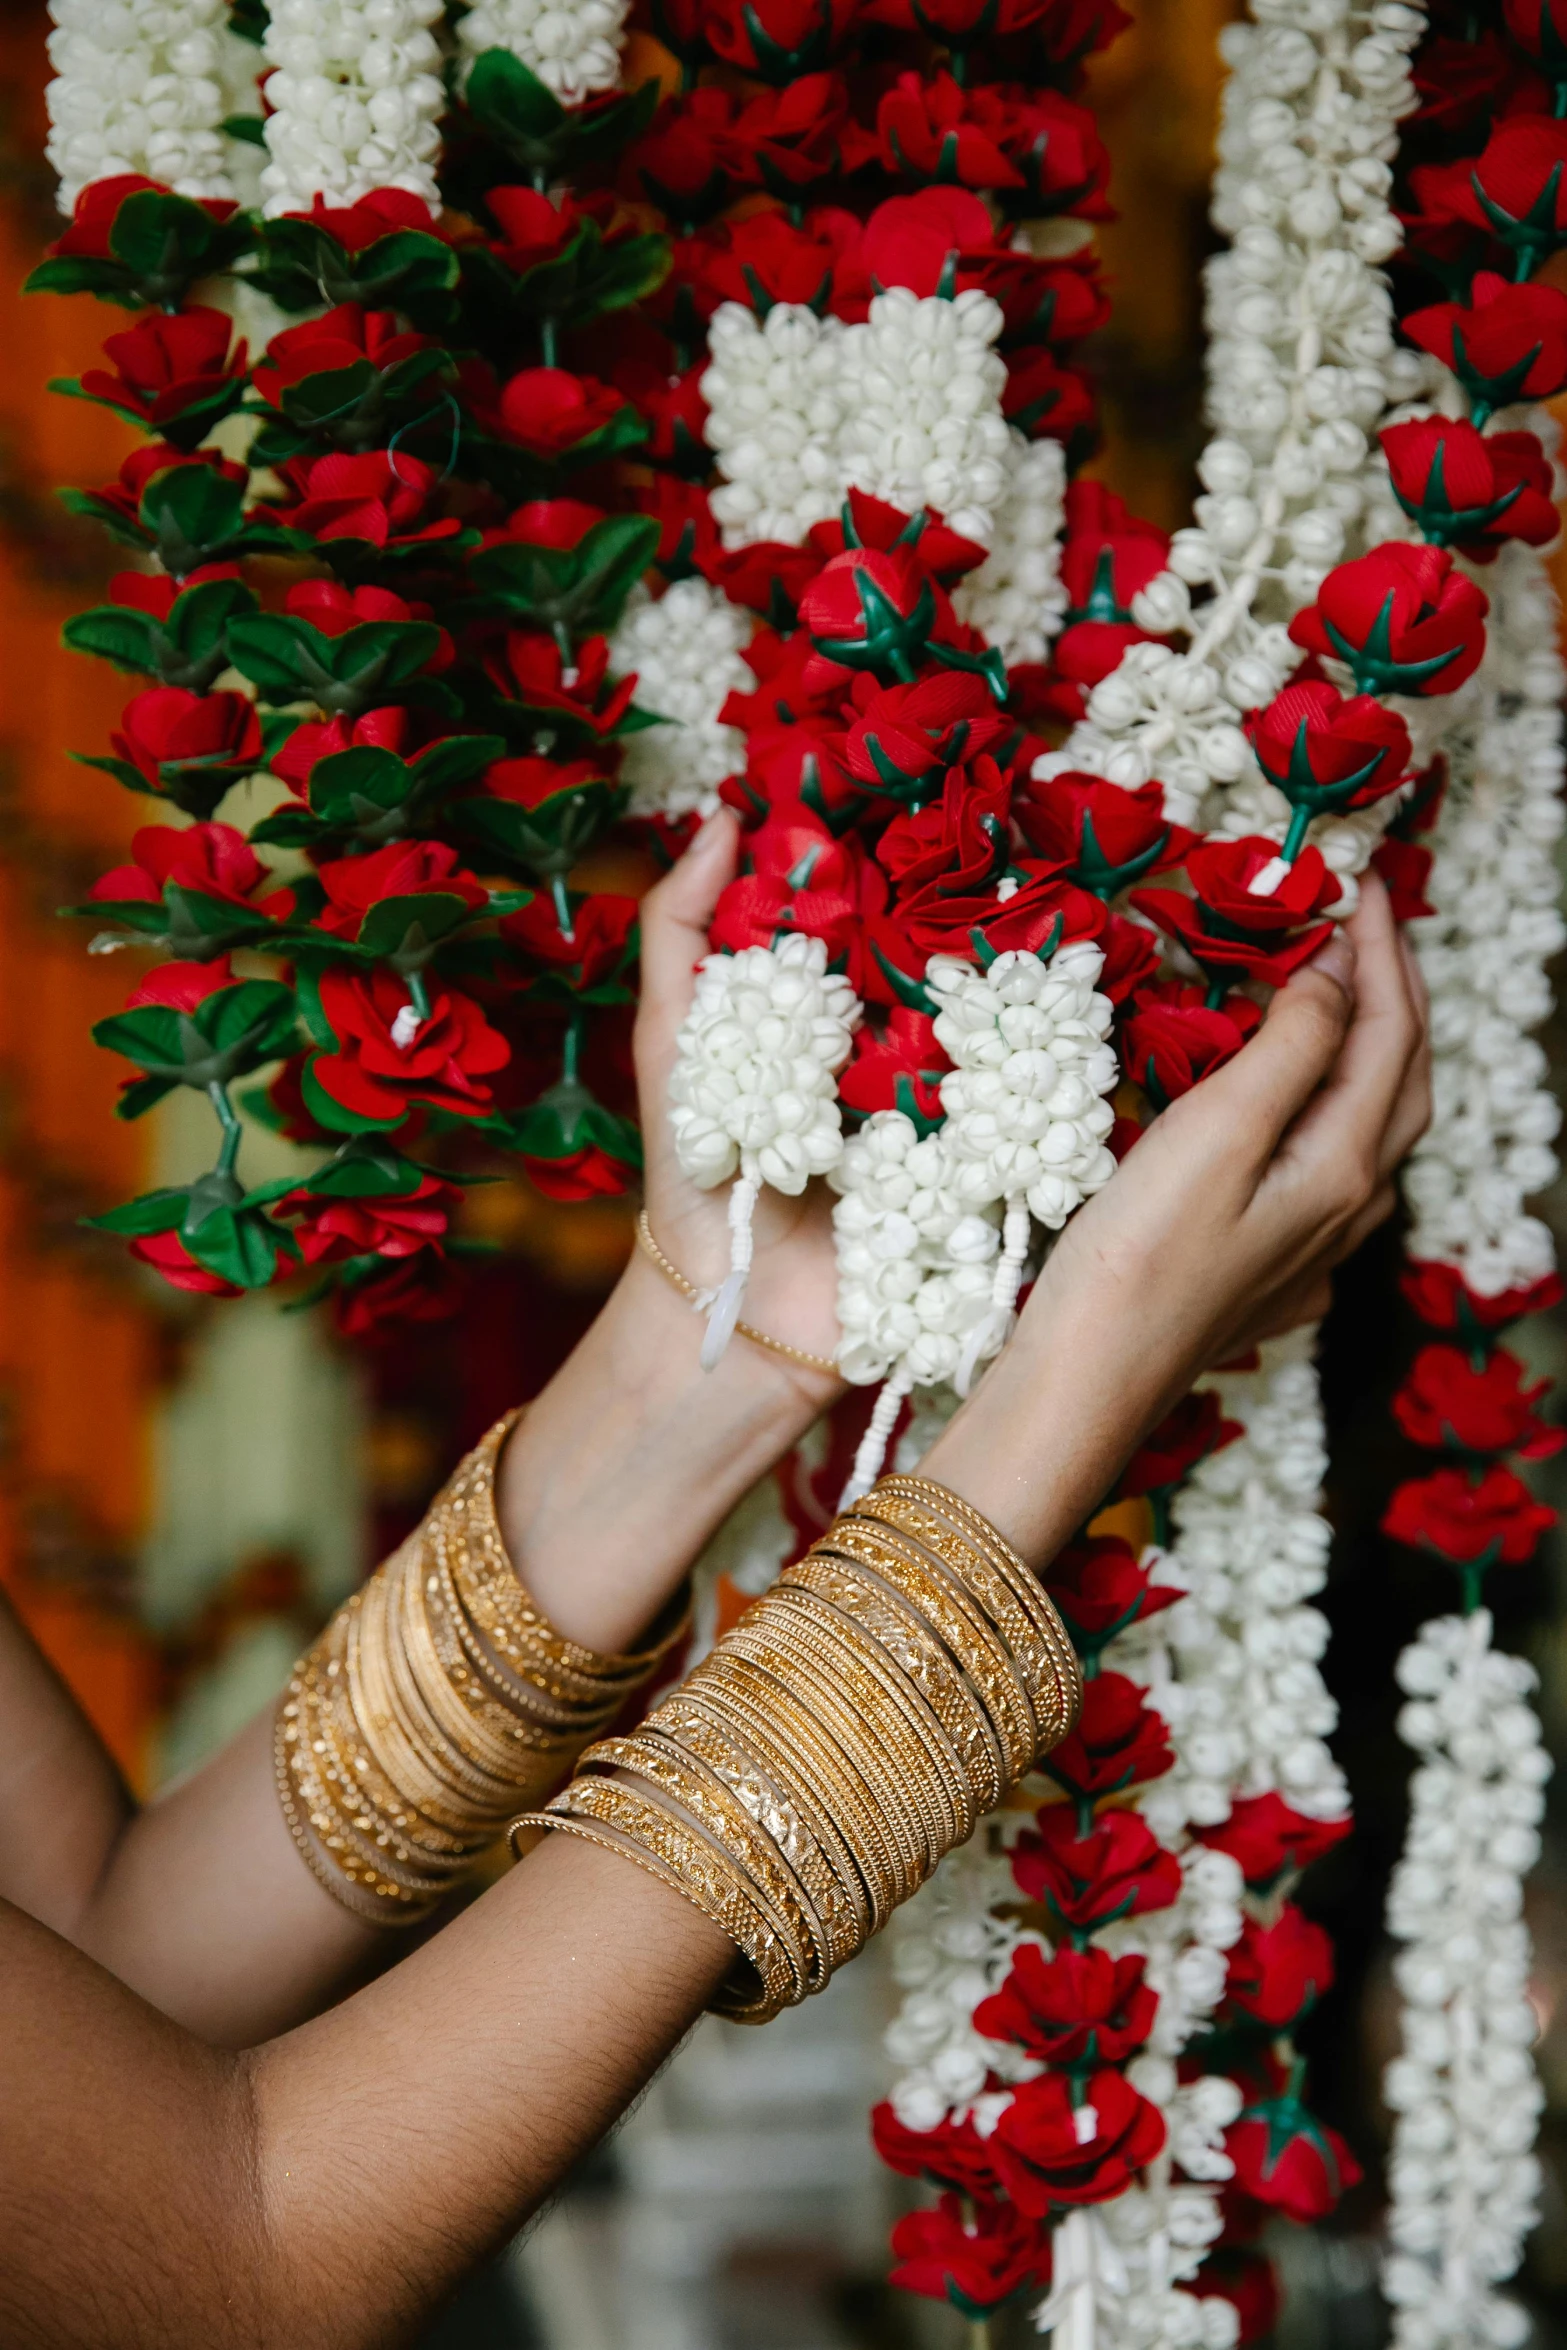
xmin=1191 ymin=924 xmax=1356 ymax=1166
xmin=633 ymin=811 xmax=740 ymax=1078
xmin=1271 ymin=871 xmax=1419 ymax=1190
xmin=1376 ymin=1023 xmax=1432 ymax=1179
xmin=1329 ymin=1177 xmax=1399 ymax=1264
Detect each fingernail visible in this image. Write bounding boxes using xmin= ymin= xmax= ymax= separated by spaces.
xmin=1308 ymin=928 xmax=1356 ymax=995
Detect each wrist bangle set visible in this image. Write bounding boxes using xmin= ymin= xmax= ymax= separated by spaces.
xmin=516 ymin=1473 xmax=1081 ymax=2022
xmin=275 ymin=1413 xmax=691 ymax=1926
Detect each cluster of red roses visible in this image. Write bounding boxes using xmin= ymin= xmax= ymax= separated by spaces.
xmin=866 ymin=1392 xmax=1358 ymax=2331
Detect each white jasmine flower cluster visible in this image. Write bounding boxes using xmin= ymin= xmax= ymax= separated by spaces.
xmin=1381 ymin=1611 xmax=1550 ymax=2350
xmin=701 ymin=290 xmax=1014 ymax=552
xmin=46 ymin=0 xmax=255 ymax=212
xmin=456 ymin=0 xmax=630 ymax=103
xmin=1056 ymin=2190 xmax=1241 ymax=2350
xmin=259 ymin=0 xmax=445 ymax=216
xmin=1402 ymin=538 xmax=1566 ymax=1293
xmin=610 ymin=579 xmax=751 ymax=823
xmin=952 ymin=432 xmax=1070 ymax=666
xmin=881 ymin=1838 xmax=1028 ymax=2132
xmin=669 ymin=934 xmax=859 ymax=1364
xmin=1039 ymin=640 xmax=1256 ymax=830
xmin=829 ymin=1112 xmax=1001 ymax=1389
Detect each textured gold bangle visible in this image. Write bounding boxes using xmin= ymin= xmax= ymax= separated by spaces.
xmin=635 ymin=1211 xmax=840 ymax=1378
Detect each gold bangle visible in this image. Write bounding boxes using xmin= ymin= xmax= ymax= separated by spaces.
xmin=635 ymin=1211 xmax=840 ymax=1379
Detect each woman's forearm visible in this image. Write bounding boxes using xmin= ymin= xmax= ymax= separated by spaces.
xmin=0 ymin=1587 xmax=134 ymax=1939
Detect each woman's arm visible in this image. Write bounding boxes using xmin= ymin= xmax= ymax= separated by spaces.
xmin=2 ymin=813 xmax=846 ymax=2048
xmin=0 ymin=884 xmax=1425 ymax=2350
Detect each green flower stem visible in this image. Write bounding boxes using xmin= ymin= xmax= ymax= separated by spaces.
xmin=540 ymin=316 xmax=559 ymax=369
xmin=966 ymin=2323 xmax=992 ymax=2350
xmin=207 ymin=1079 xmax=244 ymax=1180
xmin=1204 ymin=977 xmax=1229 ymax=1011
xmin=1459 ymin=1559 xmax=1487 ymax=1616
xmin=551 ymin=872 xmax=577 ymax=945
xmin=561 ymin=1011 xmax=584 ymax=1087
xmin=1281 ymin=804 xmax=1312 ymax=862
xmin=407 ymin=968 xmax=433 ymax=1022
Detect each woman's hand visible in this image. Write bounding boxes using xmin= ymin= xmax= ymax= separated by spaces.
xmin=923 ymin=871 xmax=1429 ymax=1563
xmin=633 ymin=808 xmax=846 ymax=1383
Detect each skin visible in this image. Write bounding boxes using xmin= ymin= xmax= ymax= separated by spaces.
xmin=0 ymin=826 xmax=1429 ymax=2346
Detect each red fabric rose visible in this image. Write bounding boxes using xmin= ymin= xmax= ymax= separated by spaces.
xmin=1287 ymin=541 xmax=1487 ymax=699
xmin=1393 ymin=1342 xmax=1562 ymax=1457
xmin=1371 ymin=835 xmax=1435 ymax=922
xmin=1004 ymin=349 xmax=1096 ymax=441
xmin=277 ymin=1174 xmax=458 ymax=1265
xmin=1246 ymin=680 xmax=1410 ymax=812
xmin=521 ymin=1144 xmax=634 ymax=1201
xmin=863 ymin=0 xmax=1058 ymax=38
xmin=283 ymin=189 xmax=447 ymax=251
xmin=1225 ymin=2096 xmax=1361 ymax=2225
xmin=1405 ymin=272 xmax=1567 ymax=419
xmin=90 ymin=821 xmax=277 ymax=912
xmin=634 ymin=473 xmax=723 ymax=574
xmin=1193 ymin=1793 xmax=1350 ymax=1890
xmin=494 ymin=367 xmax=626 ymax=458
xmin=686 ymin=206 xmax=864 ymax=317
xmin=1015 ymin=772 xmax=1193 ymax=895
xmin=871 ymin=2104 xmax=1001 ymax=2196
xmin=51 ymin=175 xmax=235 ymax=260
xmin=1060 ymin=480 xmax=1170 ymax=620
xmin=704 ymin=0 xmax=857 ymax=76
xmin=705 ymin=539 xmax=824 ymax=619
xmin=107 ymin=562 xmax=240 ymax=620
xmin=483 ymin=632 xmax=638 ymax=736
xmin=273 ymin=449 xmax=461 ymax=551
xmin=839 ymin=1007 xmax=951 ymax=1124
xmin=869 ymin=862 xmax=1103 ymax=998
xmin=699 ymin=75 xmax=874 ymax=190
xmin=1400 ymin=1260 xmax=1564 ymax=1333
xmin=1134 ymin=837 xmax=1340 ymax=990
xmin=483 ymin=753 xmax=608 ymax=810
xmin=841 ymin=669 xmax=1004 ymax=799
xmin=877 ymin=757 xmax=1011 ymax=895
xmin=990 ymin=2067 xmax=1166 ymax=2214
xmin=859 ymin=186 xmax=996 ymax=297
xmin=1041 ymin=1672 xmax=1174 ymax=1801
xmin=876 ymin=71 xmax=1027 ymax=189
xmin=1380 ymin=418 xmax=1559 ymax=561
xmin=251 ymin=304 xmax=434 ymax=406
xmin=80 ymin=305 xmax=243 ymax=430
xmin=806 ymin=487 xmax=986 ymax=580
xmin=1118 ymin=1389 xmax=1242 ymax=1495
xmin=88 ymin=442 xmax=246 ymax=531
xmin=710 ymin=816 xmax=881 ymax=964
xmin=1382 ymin=1463 xmax=1555 ymax=1564
xmin=486 ymin=498 xmax=607 ymax=554
xmin=888 ymin=2193 xmax=1052 ymax=2318
xmin=313 ymin=840 xmax=488 ymax=942
xmin=333 ymin=1245 xmax=465 ymax=1339
xmin=1123 ymin=982 xmax=1262 ymax=1108
xmin=126 ymin=956 xmax=241 ymax=1010
xmin=616 ymin=359 xmax=709 ymax=467
xmin=110 ymin=685 xmax=263 ymax=791
xmin=271 ymin=705 xmax=413 ymax=795
xmin=129 ymin=1228 xmax=242 ymax=1297
xmin=975 ymin=1944 xmax=1157 ymax=2066
xmin=502 ymin=891 xmax=638 ymax=990
xmin=484 ymin=186 xmax=581 ymax=273
xmin=311 ymin=968 xmax=510 ymax=1123
xmin=1224 ymin=1907 xmax=1335 ymax=2029
xmin=1011 ymin=1805 xmax=1183 ymax=1929
xmin=1045 ymin=1536 xmax=1183 ymax=1656
xmin=1414 ymin=115 xmax=1567 ymax=254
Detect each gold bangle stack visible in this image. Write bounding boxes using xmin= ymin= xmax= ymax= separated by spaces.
xmin=275 ymin=1413 xmax=692 ymax=1926
xmin=515 ymin=1472 xmax=1081 ymax=2022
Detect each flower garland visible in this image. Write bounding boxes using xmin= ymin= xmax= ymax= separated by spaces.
xmin=46 ymin=0 xmax=264 ymax=214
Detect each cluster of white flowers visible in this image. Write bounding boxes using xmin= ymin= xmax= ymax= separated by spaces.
xmin=830 ymin=1111 xmax=1001 ymax=1389
xmin=1381 ymin=1611 xmax=1550 ymax=2350
xmin=258 ymin=0 xmax=445 ymax=216
xmin=669 ymin=935 xmax=859 ymax=1363
xmin=882 ymin=1835 xmax=1029 ymax=2132
xmin=952 ymin=432 xmax=1070 ymax=666
xmin=701 ymin=290 xmax=1013 ymax=552
xmin=610 ymin=578 xmax=752 ymax=824
xmin=1401 ymin=537 xmax=1565 ymax=1293
xmin=46 ymin=0 xmax=259 ymax=213
xmin=456 ymin=0 xmax=630 ymax=103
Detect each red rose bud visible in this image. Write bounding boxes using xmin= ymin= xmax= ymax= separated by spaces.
xmin=109 ymin=685 xmax=263 ymax=802
xmin=1504 ymin=0 xmax=1567 ymax=79
xmin=1001 ymin=348 xmax=1094 ymax=442
xmin=1287 ymin=542 xmax=1488 ymax=699
xmin=1046 ymin=1537 xmax=1182 ymax=1667
xmin=705 ymin=0 xmax=858 ymax=80
xmin=705 ymin=538 xmax=824 ymax=624
xmin=1392 ymin=1342 xmax=1563 ymax=1458
xmin=521 ymin=1143 xmax=635 ymax=1201
xmin=313 ymin=840 xmax=488 ymax=942
xmin=1245 ymin=680 xmax=1410 ymax=859
xmin=494 ymin=367 xmax=628 ymax=459
xmin=484 ymin=632 xmax=638 ymax=737
xmin=876 ymin=70 xmax=1025 ymax=189
xmin=107 ymin=562 xmax=238 ymax=620
xmin=688 ymin=206 xmax=864 ymax=318
xmin=1193 ymin=1793 xmax=1350 ymax=1891
xmin=877 ymin=756 xmax=1011 ymax=895
xmin=49 ymin=174 xmax=171 ymax=257
xmin=333 ymin=1246 xmax=465 ymax=1340
xmin=126 ymin=955 xmax=241 ymax=1011
xmin=483 ymin=186 xmax=582 ymax=273
xmin=1383 ymin=1462 xmax=1556 ymax=1569
xmin=273 ymin=449 xmax=460 ymax=550
xmin=502 ymin=890 xmax=638 ymax=991
xmin=1011 ymin=1804 xmax=1184 ymax=1929
xmin=839 ymin=1007 xmax=952 ymax=1129
xmin=990 ymin=2067 xmax=1166 ymax=2215
xmin=1118 ymin=1388 xmax=1243 ymax=1496
xmin=888 ymin=2193 xmax=1053 ymax=2319
xmin=283 ymin=188 xmax=449 ymax=252
xmin=1014 ymin=772 xmax=1193 ymax=897
xmin=271 ymin=705 xmax=412 ymax=795
xmin=870 ymin=862 xmax=1103 ymax=996
xmin=1041 ymin=1672 xmax=1174 ymax=1803
xmin=251 ymin=304 xmax=435 ymax=408
xmin=90 ymin=821 xmax=278 ymax=914
xmin=616 ymin=358 xmax=709 ymax=470
xmin=1400 ymin=1260 xmax=1564 ymax=1336
xmin=974 ymin=1943 xmax=1157 ymax=2066
xmin=871 ymin=2104 xmax=1001 ymax=2197
xmin=859 ymin=186 xmax=994 ymax=298
xmin=1123 ymin=982 xmax=1261 ymax=1111
xmin=806 ymin=486 xmax=987 ymax=580
xmin=1405 ymin=271 xmax=1567 ymax=425
xmin=1133 ymin=836 xmax=1340 ymax=993
xmin=1060 ymin=479 xmax=1171 ymax=622
xmin=799 ymin=546 xmax=999 ymax=692
xmin=1438 ymin=113 xmax=1567 ymax=274
xmin=1225 ymin=2092 xmax=1361 ymax=2225
xmin=722 ymin=75 xmax=877 ymax=191
xmin=1380 ymin=418 xmax=1559 ymax=564
xmin=709 ymin=816 xmax=875 ymax=959
xmin=278 ymin=1173 xmax=458 ymax=1266
xmin=310 ymin=968 xmax=510 ymax=1125
xmin=1412 ymin=29 xmax=1538 ymax=134
xmin=637 ymin=473 xmax=723 ymax=576
xmin=1224 ymin=1907 xmax=1335 ymax=2030
xmin=129 ymin=1228 xmax=243 ymax=1297
xmin=79 ymin=304 xmax=244 ymax=438
xmin=631 ymin=92 xmax=731 ymax=211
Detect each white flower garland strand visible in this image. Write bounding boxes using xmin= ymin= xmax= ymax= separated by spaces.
xmin=456 ymin=0 xmax=630 ymax=105
xmin=952 ymin=432 xmax=1070 ymax=668
xmin=258 ymin=0 xmax=446 ymax=217
xmin=46 ymin=0 xmax=256 ymax=214
xmin=610 ymin=578 xmax=752 ymax=825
